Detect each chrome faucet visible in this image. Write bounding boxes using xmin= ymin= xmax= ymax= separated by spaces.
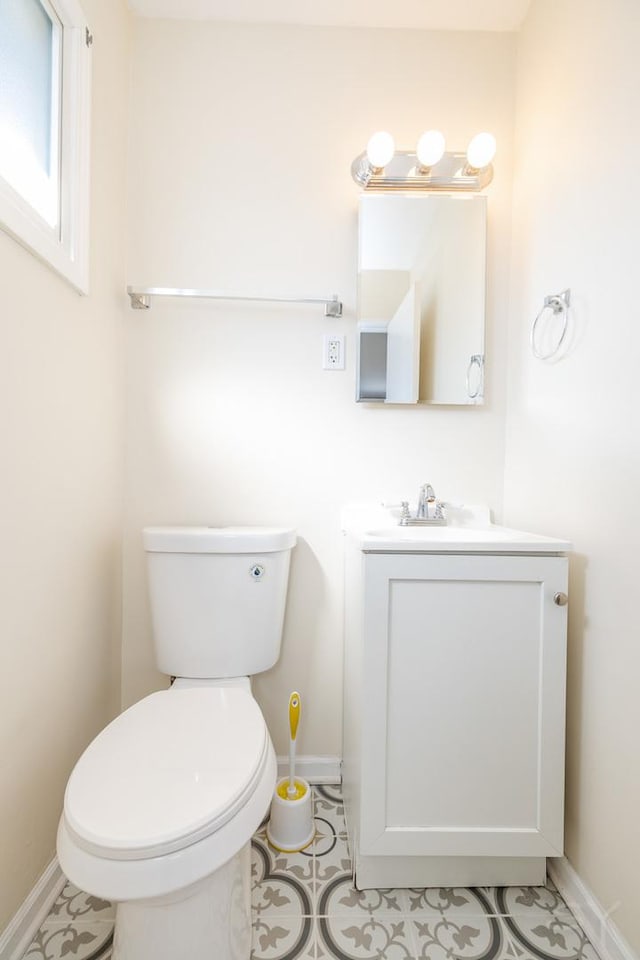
xmin=417 ymin=483 xmax=436 ymax=519
xmin=399 ymin=483 xmax=446 ymax=526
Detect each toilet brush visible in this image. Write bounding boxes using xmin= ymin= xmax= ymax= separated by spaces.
xmin=266 ymin=691 xmax=315 ymax=852
xmin=286 ymin=692 xmax=303 ymax=798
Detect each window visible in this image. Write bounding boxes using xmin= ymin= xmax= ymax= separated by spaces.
xmin=0 ymin=0 xmax=91 ymax=293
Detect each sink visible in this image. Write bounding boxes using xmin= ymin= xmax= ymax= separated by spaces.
xmin=360 ymin=524 xmax=570 ymax=552
xmin=365 ymin=526 xmax=515 ymax=541
xmin=342 ymin=503 xmax=571 ymax=554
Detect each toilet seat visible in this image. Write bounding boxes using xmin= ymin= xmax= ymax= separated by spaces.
xmin=63 ymin=686 xmax=268 ymax=860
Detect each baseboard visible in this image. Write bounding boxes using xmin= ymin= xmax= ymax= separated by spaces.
xmin=275 ymin=755 xmax=341 ymax=784
xmin=548 ymin=857 xmax=638 ymax=960
xmin=0 ymin=857 xmax=65 ymax=960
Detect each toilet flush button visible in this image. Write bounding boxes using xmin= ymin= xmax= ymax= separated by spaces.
xmin=250 ymin=564 xmax=265 ymax=580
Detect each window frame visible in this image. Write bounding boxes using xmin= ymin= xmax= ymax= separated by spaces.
xmin=0 ymin=0 xmax=92 ymax=294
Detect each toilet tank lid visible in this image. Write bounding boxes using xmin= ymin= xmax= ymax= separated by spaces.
xmin=143 ymin=526 xmax=297 ymax=553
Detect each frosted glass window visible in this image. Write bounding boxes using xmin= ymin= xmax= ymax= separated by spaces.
xmin=0 ymin=0 xmax=92 ymax=292
xmin=0 ymin=0 xmax=61 ymax=227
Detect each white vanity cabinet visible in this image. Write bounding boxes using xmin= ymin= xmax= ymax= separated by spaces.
xmin=342 ymin=520 xmax=570 ymax=889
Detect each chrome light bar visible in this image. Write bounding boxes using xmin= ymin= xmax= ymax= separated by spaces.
xmin=351 ymin=151 xmax=493 ymax=193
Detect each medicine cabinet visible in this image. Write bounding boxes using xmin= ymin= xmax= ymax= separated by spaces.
xmin=356 ymin=194 xmax=487 ymax=405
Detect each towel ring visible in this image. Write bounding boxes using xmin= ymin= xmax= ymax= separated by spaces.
xmin=530 ymin=289 xmax=571 ymax=360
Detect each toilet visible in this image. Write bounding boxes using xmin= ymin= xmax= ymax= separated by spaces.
xmin=57 ymin=525 xmax=296 ymax=960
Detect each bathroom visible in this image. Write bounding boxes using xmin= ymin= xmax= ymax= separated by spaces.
xmin=0 ymin=0 xmax=638 ymax=958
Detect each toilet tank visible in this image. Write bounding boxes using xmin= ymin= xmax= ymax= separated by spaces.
xmin=143 ymin=526 xmax=296 ymax=679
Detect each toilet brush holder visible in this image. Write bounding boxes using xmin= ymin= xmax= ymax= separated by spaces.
xmin=266 ymin=777 xmax=315 ymax=853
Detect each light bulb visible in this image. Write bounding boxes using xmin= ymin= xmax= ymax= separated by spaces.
xmin=366 ymin=131 xmax=395 ymax=170
xmin=466 ymin=132 xmax=496 ymax=170
xmin=416 ymin=130 xmax=445 ymax=169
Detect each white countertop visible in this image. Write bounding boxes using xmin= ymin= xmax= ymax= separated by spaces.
xmin=342 ymin=503 xmax=571 ymax=554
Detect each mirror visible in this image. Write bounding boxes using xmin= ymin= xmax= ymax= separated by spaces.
xmin=356 ymin=194 xmax=487 ymax=405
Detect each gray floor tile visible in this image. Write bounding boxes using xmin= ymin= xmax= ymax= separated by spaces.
xmin=47 ymin=882 xmax=115 ymax=925
xmin=315 ymin=834 xmax=352 ymax=906
xmin=252 ymin=833 xmax=316 ymax=917
xmin=23 ymin=920 xmax=113 ymax=960
xmin=502 ymin=911 xmax=600 ymax=960
xmin=21 ymin=785 xmax=601 ymax=960
xmin=314 ymin=786 xmax=347 ymax=838
xmin=405 ymin=887 xmax=501 ymax=919
xmin=252 ymin=915 xmax=317 ymax=959
xmin=410 ymin=912 xmax=507 ymax=959
xmin=318 ymin=914 xmax=416 ymax=959
xmin=315 ymin=836 xmax=410 ymax=919
xmin=489 ymin=885 xmax=575 ymax=919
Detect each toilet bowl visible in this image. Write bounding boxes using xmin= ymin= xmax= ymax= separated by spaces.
xmin=58 ymin=679 xmax=276 ymax=960
xmin=57 ymin=526 xmax=296 ymax=960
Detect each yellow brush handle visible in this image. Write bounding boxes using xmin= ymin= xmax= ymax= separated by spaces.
xmin=289 ymin=692 xmax=301 ymax=742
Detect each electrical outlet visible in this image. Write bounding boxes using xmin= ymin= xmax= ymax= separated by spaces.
xmin=323 ymin=334 xmax=345 ymax=370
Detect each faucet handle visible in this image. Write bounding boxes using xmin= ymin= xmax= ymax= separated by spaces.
xmin=399 ymin=501 xmax=411 ymax=526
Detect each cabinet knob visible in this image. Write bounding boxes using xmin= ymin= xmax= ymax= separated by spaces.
xmin=554 ymin=592 xmax=568 ymax=606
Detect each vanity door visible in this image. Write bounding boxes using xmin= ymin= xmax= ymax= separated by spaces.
xmin=360 ymin=552 xmax=568 ymax=859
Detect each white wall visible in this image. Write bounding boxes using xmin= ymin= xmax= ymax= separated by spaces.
xmin=2 ymin=4 xmax=637 ymax=946
xmin=124 ymin=20 xmax=516 ymax=757
xmin=0 ymin=0 xmax=131 ymax=932
xmin=505 ymin=0 xmax=640 ymax=950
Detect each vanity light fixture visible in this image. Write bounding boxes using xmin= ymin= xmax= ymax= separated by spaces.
xmin=351 ymin=130 xmax=496 ymax=192
xmin=416 ymin=130 xmax=446 ymax=171
xmin=365 ymin=131 xmax=396 ymax=171
xmin=465 ymin=132 xmax=497 ymax=173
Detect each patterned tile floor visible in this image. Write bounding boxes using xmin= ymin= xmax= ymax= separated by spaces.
xmin=24 ymin=785 xmax=599 ymax=960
